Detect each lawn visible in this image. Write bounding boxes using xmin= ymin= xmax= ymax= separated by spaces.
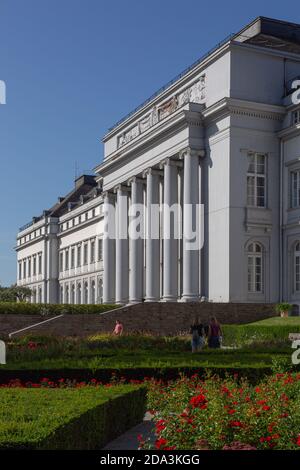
xmin=0 ymin=318 xmax=297 ymax=372
xmin=0 ymin=385 xmax=146 ymax=449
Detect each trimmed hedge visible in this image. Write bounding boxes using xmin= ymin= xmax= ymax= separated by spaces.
xmin=0 ymin=385 xmax=146 ymax=449
xmin=0 ymin=302 xmax=118 ymax=315
xmin=0 ymin=366 xmax=287 ymax=385
xmin=223 ymin=323 xmax=300 ymax=347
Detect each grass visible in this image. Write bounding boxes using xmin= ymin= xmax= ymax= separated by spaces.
xmin=0 ymin=385 xmax=146 ymax=449
xmin=0 ymin=317 xmax=298 ymax=372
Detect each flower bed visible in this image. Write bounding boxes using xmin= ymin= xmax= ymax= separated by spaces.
xmin=143 ymin=372 xmax=300 ymax=450
xmin=0 ymin=384 xmax=146 ymax=449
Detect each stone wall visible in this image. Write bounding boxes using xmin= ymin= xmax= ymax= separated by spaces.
xmin=0 ymin=302 xmax=276 ymax=339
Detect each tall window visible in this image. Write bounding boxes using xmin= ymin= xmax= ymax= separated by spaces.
xmin=98 ymin=239 xmax=103 ymax=261
xmin=295 ymin=242 xmax=300 ymax=293
xmin=247 ymin=242 xmax=264 ymax=293
xmin=84 ymin=281 xmax=88 ymax=303
xmin=65 ymin=249 xmax=69 ymax=271
xmin=23 ymin=260 xmax=26 ymax=279
xmin=247 ymin=153 xmax=266 ymax=207
xmin=71 ymin=247 xmax=75 ymax=269
xmin=83 ymin=243 xmax=88 ymax=265
xmin=77 ymin=245 xmax=82 ymax=267
xmin=18 ymin=262 xmax=22 ymax=280
xmin=290 ymin=170 xmax=300 ymax=208
xmin=77 ymin=282 xmax=81 ymax=304
xmin=91 ymin=280 xmax=96 ymax=304
xmin=71 ymin=284 xmax=75 ymax=304
xmin=90 ymin=240 xmax=95 ymax=263
xmin=38 ymin=253 xmax=42 ymax=275
xmin=33 ymin=256 xmax=36 ymax=276
xmin=28 ymin=258 xmax=31 ymax=278
xmin=59 ymin=252 xmax=64 ymax=272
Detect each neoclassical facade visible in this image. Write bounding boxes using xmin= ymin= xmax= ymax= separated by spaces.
xmin=16 ymin=17 xmax=300 ymax=306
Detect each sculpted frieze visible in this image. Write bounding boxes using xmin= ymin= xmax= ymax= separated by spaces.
xmin=117 ymin=74 xmax=205 ymax=148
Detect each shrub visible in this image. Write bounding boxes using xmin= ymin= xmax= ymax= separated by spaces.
xmin=0 ymin=385 xmax=146 ymax=449
xmin=0 ymin=302 xmax=118 ymax=315
xmin=144 ymin=372 xmax=300 ymax=450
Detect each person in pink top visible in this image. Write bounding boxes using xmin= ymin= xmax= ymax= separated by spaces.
xmin=113 ymin=320 xmax=123 ymax=336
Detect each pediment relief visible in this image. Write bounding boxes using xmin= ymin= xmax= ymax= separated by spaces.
xmin=117 ymin=75 xmax=206 ymax=148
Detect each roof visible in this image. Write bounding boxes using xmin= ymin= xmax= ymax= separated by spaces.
xmin=19 ymin=175 xmax=100 ymax=232
xmin=105 ymin=16 xmax=300 ymax=135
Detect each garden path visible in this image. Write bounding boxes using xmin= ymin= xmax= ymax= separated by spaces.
xmin=103 ymin=412 xmax=155 ymax=450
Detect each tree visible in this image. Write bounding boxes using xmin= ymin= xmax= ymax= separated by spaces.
xmin=0 ymin=284 xmax=32 ymax=302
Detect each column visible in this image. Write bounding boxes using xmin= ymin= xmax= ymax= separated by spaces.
xmin=115 ymin=185 xmax=129 ymax=304
xmin=144 ymin=168 xmax=161 ymax=301
xmin=128 ymin=177 xmax=144 ymax=303
xmin=161 ymin=158 xmax=179 ymax=301
xmin=180 ymin=148 xmax=203 ymax=302
xmin=103 ymin=191 xmax=116 ymax=303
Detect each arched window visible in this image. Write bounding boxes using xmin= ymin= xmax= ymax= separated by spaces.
xmin=91 ymin=280 xmax=96 ymax=304
xmin=65 ymin=285 xmax=69 ymax=304
xmin=71 ymin=284 xmax=75 ymax=304
xmin=294 ymin=242 xmax=300 ymax=292
xmin=38 ymin=287 xmax=42 ymax=303
xmin=84 ymin=281 xmax=88 ymax=304
xmin=77 ymin=283 xmax=82 ymax=304
xmin=60 ymin=285 xmax=64 ymax=304
xmin=97 ymin=278 xmax=103 ymax=304
xmin=247 ymin=242 xmax=264 ymax=293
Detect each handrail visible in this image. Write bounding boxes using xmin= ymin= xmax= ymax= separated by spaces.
xmin=8 ymin=314 xmax=65 ymax=338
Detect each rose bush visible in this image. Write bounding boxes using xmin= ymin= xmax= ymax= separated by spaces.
xmin=144 ymin=372 xmax=300 ymax=450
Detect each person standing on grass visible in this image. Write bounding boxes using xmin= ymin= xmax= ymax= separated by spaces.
xmin=190 ymin=317 xmax=205 ymax=353
xmin=113 ymin=319 xmax=123 ymax=336
xmin=208 ymin=317 xmax=222 ymax=348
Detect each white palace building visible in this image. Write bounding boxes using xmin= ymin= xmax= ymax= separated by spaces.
xmin=16 ymin=17 xmax=300 ymax=307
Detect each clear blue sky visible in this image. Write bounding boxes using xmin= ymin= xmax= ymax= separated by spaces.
xmin=0 ymin=0 xmax=299 ymax=286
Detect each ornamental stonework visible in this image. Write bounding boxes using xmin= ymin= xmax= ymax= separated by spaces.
xmin=117 ymin=75 xmax=206 ymax=148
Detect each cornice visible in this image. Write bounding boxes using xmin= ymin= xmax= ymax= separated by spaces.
xmin=202 ymin=97 xmax=286 ymax=123
xmin=96 ymin=104 xmax=203 ymax=175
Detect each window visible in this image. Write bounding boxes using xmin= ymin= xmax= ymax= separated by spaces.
xmin=77 ymin=282 xmax=82 ymax=304
xmin=290 ymin=170 xmax=300 ymax=208
xmin=97 ymin=277 xmax=103 ymax=304
xmin=28 ymin=258 xmax=31 ymax=278
xmin=84 ymin=281 xmax=88 ymax=303
xmin=247 ymin=242 xmax=264 ymax=294
xmin=65 ymin=284 xmax=69 ymax=304
xmin=23 ymin=260 xmax=26 ymax=279
xmin=247 ymin=153 xmax=266 ymax=208
xmin=91 ymin=280 xmax=96 ymax=304
xmin=92 ymin=209 xmax=95 ymax=218
xmin=90 ymin=240 xmax=95 ymax=263
xmin=83 ymin=243 xmax=88 ymax=265
xmin=33 ymin=256 xmax=36 ymax=276
xmin=59 ymin=252 xmax=64 ymax=272
xmin=292 ymin=109 xmax=300 ymax=125
xmin=65 ymin=249 xmax=69 ymax=270
xmin=85 ymin=212 xmax=88 ymax=221
xmin=77 ymin=245 xmax=82 ymax=267
xmin=38 ymin=287 xmax=42 ymax=303
xmin=71 ymin=284 xmax=75 ymax=304
xmin=295 ymin=242 xmax=300 ymax=292
xmin=18 ymin=262 xmax=22 ymax=280
xmin=38 ymin=253 xmax=42 ymax=275
xmin=98 ymin=239 xmax=103 ymax=261
xmin=71 ymin=247 xmax=75 ymax=269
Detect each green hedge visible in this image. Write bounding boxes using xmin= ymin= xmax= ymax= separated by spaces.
xmin=0 ymin=302 xmax=118 ymax=315
xmin=0 ymin=385 xmax=146 ymax=449
xmin=222 ymin=324 xmax=300 ymax=347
